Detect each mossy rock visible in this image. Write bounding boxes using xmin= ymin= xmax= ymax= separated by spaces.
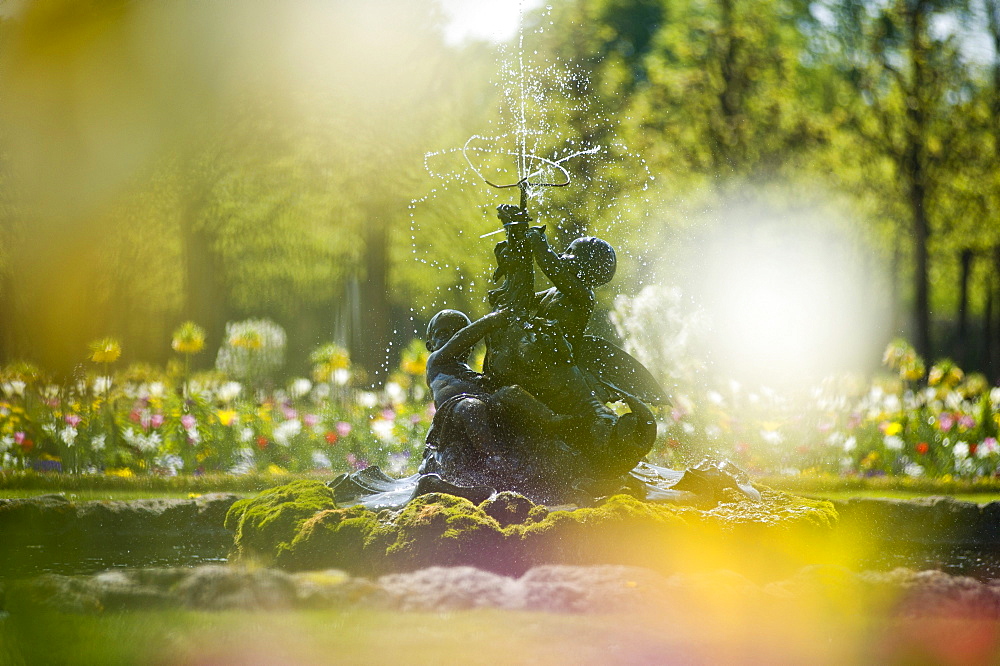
xmin=238 ymin=481 xmax=838 ymax=576
xmin=225 ymin=480 xmax=337 ymax=562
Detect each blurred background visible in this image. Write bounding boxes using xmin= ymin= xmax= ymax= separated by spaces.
xmin=1 ymin=0 xmax=999 ymax=390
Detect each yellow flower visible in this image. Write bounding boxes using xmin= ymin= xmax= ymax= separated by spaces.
xmin=89 ymin=337 xmax=122 ymax=364
xmin=172 ymin=321 xmax=206 ymax=355
xmin=217 ymin=409 xmax=237 ymax=426
xmin=187 ymin=493 xmax=202 ymax=499
xmin=310 ymin=343 xmax=351 ymax=382
xmin=884 ymin=422 xmax=902 ymax=436
xmin=266 ymin=464 xmax=287 ymax=475
xmin=107 ymin=467 xmax=134 ymax=478
xmin=230 ymin=330 xmax=262 ymax=350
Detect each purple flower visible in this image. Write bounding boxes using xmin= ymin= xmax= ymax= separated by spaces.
xmin=336 ymin=421 xmax=352 ymax=437
xmin=282 ymin=405 xmax=298 ymax=420
xmin=181 ymin=414 xmax=196 ymax=430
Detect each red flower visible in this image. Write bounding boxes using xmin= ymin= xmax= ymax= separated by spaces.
xmin=324 ymin=431 xmax=338 ymax=445
xmin=20 ymin=438 xmax=34 ymax=453
xmin=665 ymin=438 xmax=681 ymax=449
xmin=970 ymin=442 xmax=979 ymax=457
xmin=915 ymin=442 xmax=929 ymax=455
xmin=256 ymin=436 xmax=268 ymax=450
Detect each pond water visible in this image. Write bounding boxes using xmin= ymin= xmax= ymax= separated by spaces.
xmin=7 ymin=541 xmax=1000 ymax=583
xmin=1 ymin=542 xmax=229 ymax=580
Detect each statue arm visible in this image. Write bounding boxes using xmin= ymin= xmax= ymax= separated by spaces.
xmin=435 ymin=310 xmax=510 ymax=363
xmin=525 ymin=229 xmax=593 ymax=304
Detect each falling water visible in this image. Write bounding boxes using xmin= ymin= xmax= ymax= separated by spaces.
xmin=409 ymin=1 xmax=655 ymax=330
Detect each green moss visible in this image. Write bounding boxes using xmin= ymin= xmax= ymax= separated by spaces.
xmin=231 ymin=482 xmax=839 ymax=575
xmin=225 ymin=480 xmax=337 ymax=562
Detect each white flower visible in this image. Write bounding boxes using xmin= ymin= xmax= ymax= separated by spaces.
xmin=40 ymin=385 xmax=59 ymax=400
xmin=954 ymin=442 xmax=970 ymax=459
xmin=93 ymin=376 xmax=113 ymax=394
xmin=706 ymin=390 xmax=724 ymax=406
xmin=371 ymin=418 xmax=395 ymax=442
xmin=883 ymin=435 xmax=904 ymax=451
xmin=883 ymin=394 xmax=901 ymax=413
xmin=289 ymin=378 xmax=312 ymax=399
xmin=143 ymin=432 xmax=163 ymax=452
xmin=91 ymin=434 xmax=106 ymax=451
xmin=1 ymin=380 xmax=26 ymax=397
xmin=239 ymin=427 xmax=254 ymax=443
xmin=0 ymin=435 xmax=12 ymax=453
xmin=333 ymin=368 xmax=351 ymax=386
xmin=705 ymin=425 xmax=721 ymax=439
xmin=945 ymin=392 xmax=963 ymax=411
xmin=357 ymin=391 xmax=378 ymax=408
xmin=273 ymin=419 xmax=302 ymax=447
xmin=826 ymin=431 xmax=845 ymax=447
xmin=761 ymin=429 xmax=783 ymax=446
xmin=681 ymin=422 xmax=696 ymax=435
xmin=148 ymin=382 xmax=166 ymax=399
xmin=216 ymin=381 xmax=243 ymax=403
xmin=991 ymin=387 xmax=1000 ymax=407
xmin=843 ymin=436 xmax=857 ymax=452
xmin=311 ymin=383 xmax=331 ymax=401
xmin=904 ymin=463 xmax=924 ymax=477
xmin=230 ymin=448 xmax=255 ymax=475
xmin=311 ymin=451 xmax=333 ymax=470
xmin=385 ymin=382 xmax=406 ymax=405
xmin=155 ymin=454 xmax=183 ymax=475
xmin=60 ymin=426 xmax=78 ymax=446
xmin=388 ymin=452 xmax=409 ymax=476
xmin=978 ymin=438 xmax=1000 ymax=458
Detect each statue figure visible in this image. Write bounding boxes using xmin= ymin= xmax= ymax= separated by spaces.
xmin=419 ymin=307 xmax=585 ymax=495
xmin=330 ymin=193 xmax=759 ymax=509
xmin=483 ymin=204 xmax=664 ymax=481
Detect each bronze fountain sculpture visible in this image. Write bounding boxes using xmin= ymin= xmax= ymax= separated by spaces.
xmin=331 ymin=160 xmax=758 ymax=508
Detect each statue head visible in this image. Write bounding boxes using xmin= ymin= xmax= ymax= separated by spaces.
xmin=425 ymin=309 xmax=472 ymax=352
xmin=562 ymin=236 xmax=617 ymax=287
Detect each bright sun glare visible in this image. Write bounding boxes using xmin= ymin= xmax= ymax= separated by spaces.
xmin=687 ymin=210 xmax=890 ymax=387
xmin=440 ymin=0 xmax=544 ymax=45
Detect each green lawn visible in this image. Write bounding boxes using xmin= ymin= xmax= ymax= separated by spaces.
xmin=3 ymin=605 xmax=998 ymax=665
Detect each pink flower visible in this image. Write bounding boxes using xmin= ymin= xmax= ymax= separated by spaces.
xmin=181 ymin=414 xmax=196 ymax=430
xmin=410 ymin=414 xmax=422 ymax=425
xmin=381 ymin=408 xmax=396 ymax=422
xmin=303 ymin=413 xmax=319 ymax=428
xmin=282 ymin=405 xmax=298 ymax=420
xmin=336 ymin=421 xmax=352 ymax=437
xmin=938 ymin=413 xmax=954 ymax=432
xmin=64 ymin=414 xmax=82 ymax=427
xmin=151 ymin=413 xmax=164 ymax=429
xmin=958 ymin=414 xmax=976 ymax=430
xmin=13 ymin=431 xmax=25 ymax=445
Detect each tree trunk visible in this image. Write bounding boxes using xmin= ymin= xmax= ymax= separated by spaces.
xmin=356 ymin=211 xmax=391 ymax=387
xmin=181 ymin=211 xmax=228 ymax=371
xmin=957 ymin=248 xmax=974 ymax=366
